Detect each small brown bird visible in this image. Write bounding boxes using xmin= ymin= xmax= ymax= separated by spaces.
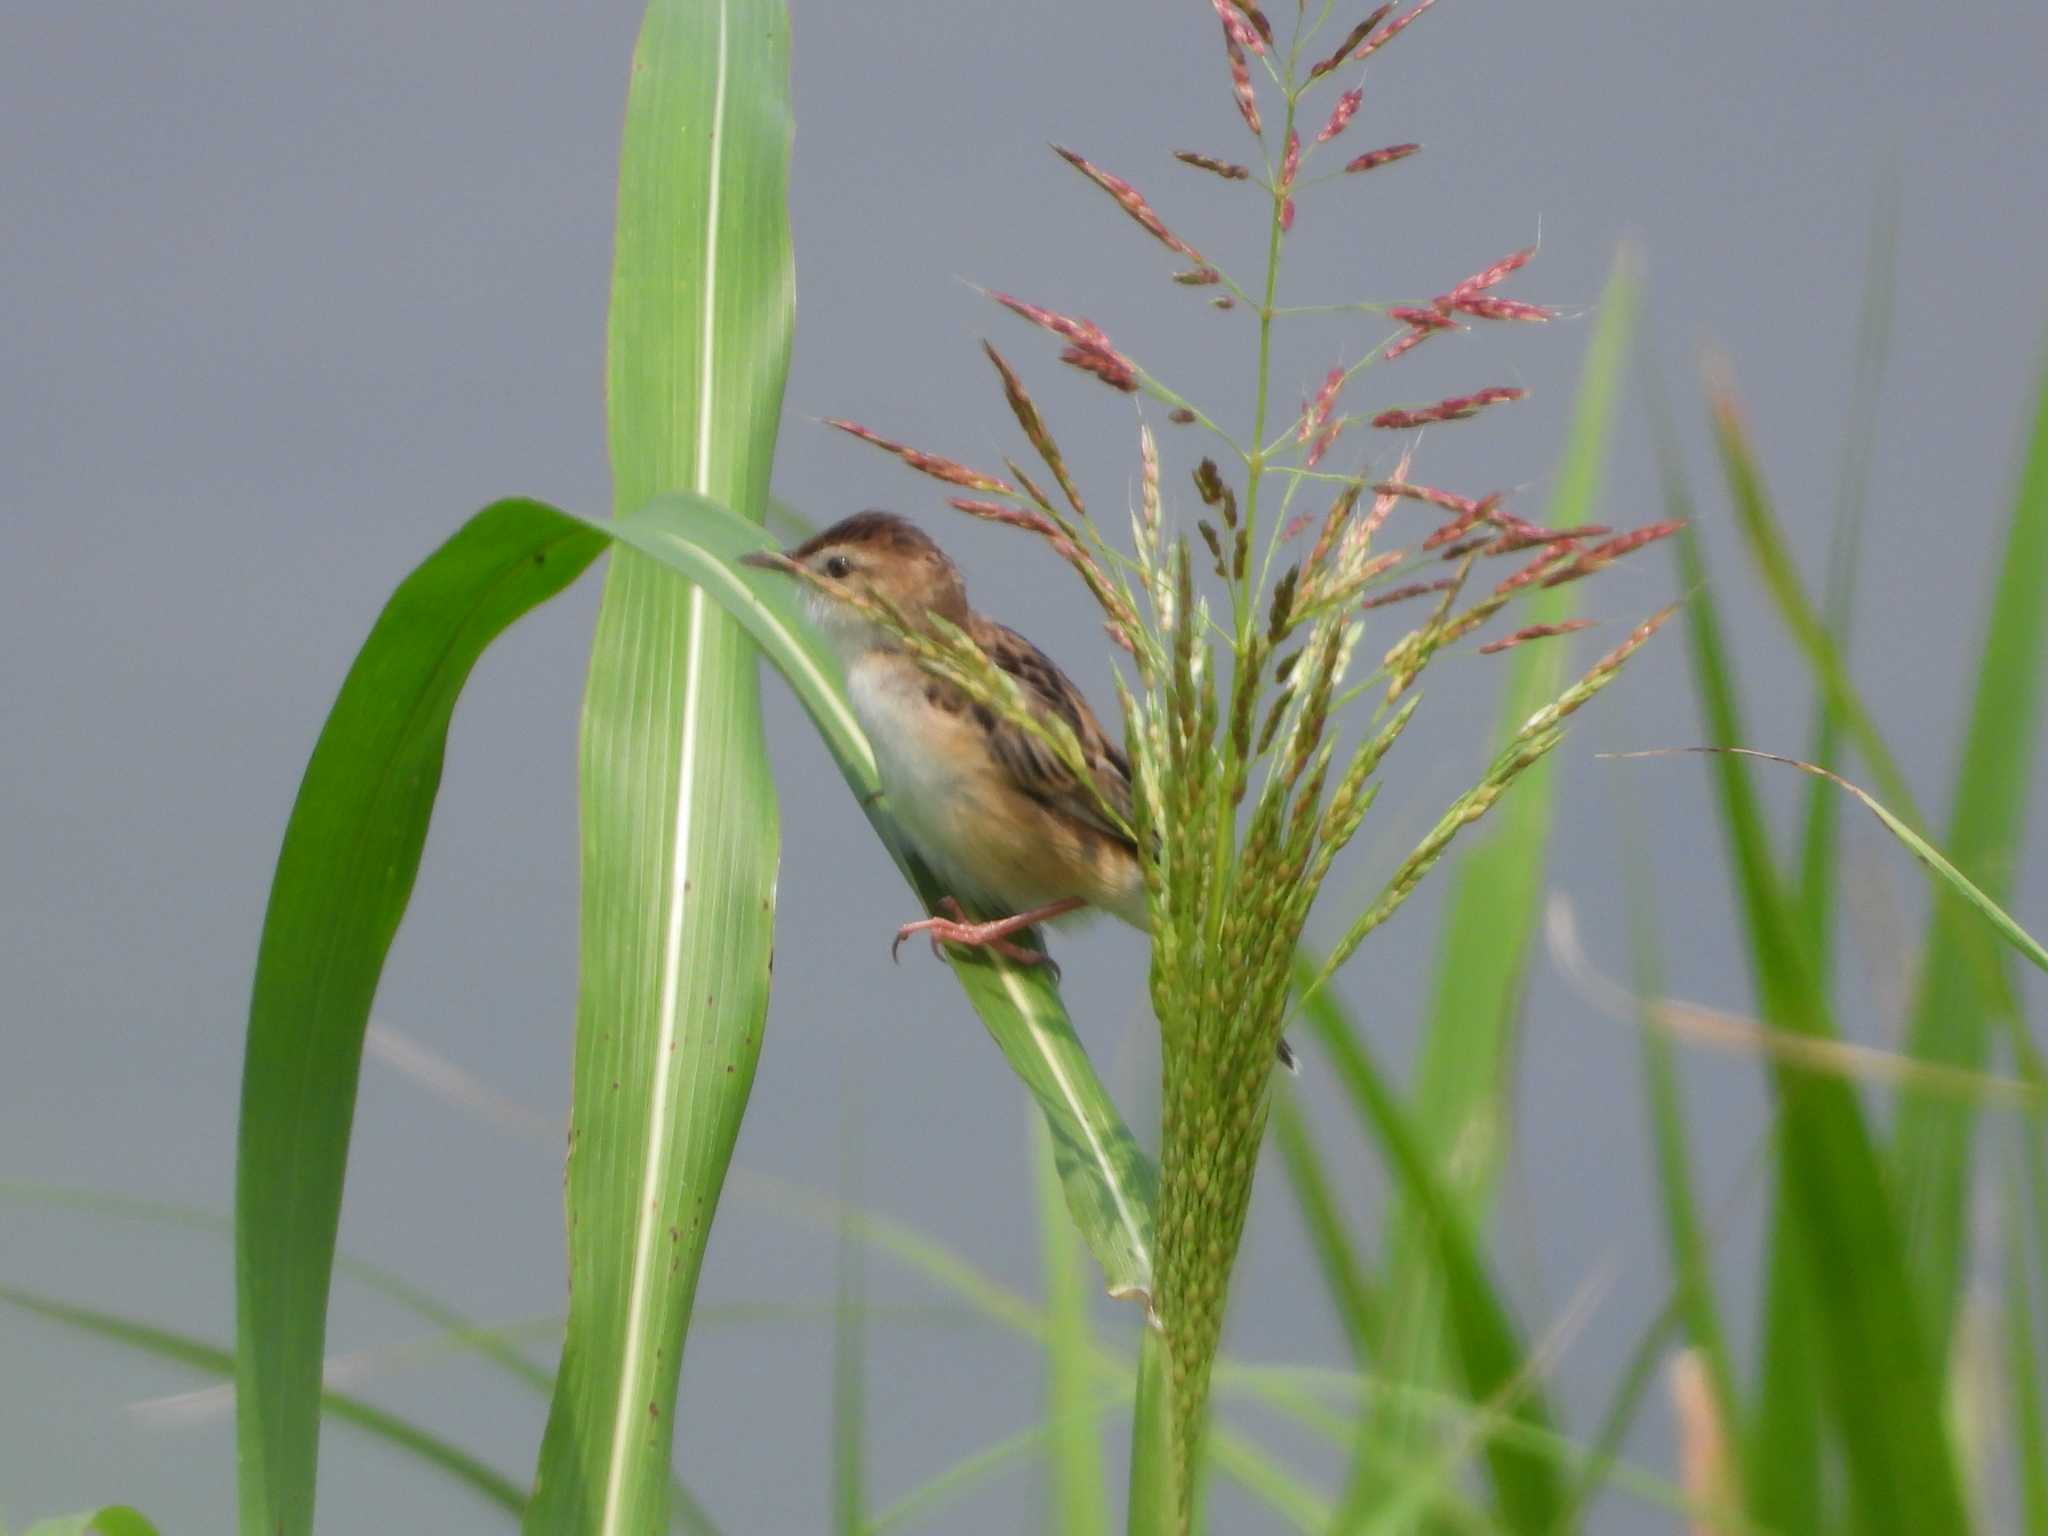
xmin=744 ymin=511 xmax=1295 ymax=1069
xmin=743 ymin=511 xmax=1142 ymax=963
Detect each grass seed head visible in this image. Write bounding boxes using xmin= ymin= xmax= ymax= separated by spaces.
xmin=1308 ymin=5 xmax=1393 ymax=78
xmin=1478 ymin=619 xmax=1596 ymax=654
xmin=1174 ymin=150 xmax=1250 ymax=181
xmin=1345 ymin=142 xmax=1420 ymax=174
xmin=1224 ymin=30 xmax=1263 ymax=137
xmin=1373 ymin=385 xmax=1525 ymax=429
xmin=1317 ymin=88 xmax=1364 ymax=142
xmin=825 ymin=418 xmax=1015 ymax=494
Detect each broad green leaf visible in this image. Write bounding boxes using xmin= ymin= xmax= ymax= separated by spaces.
xmin=1658 ymin=377 xmax=1970 ymax=1535
xmin=227 ymin=479 xmax=1157 ymax=1536
xmin=234 ymin=500 xmax=604 ymax=1533
xmin=3 ymin=1284 xmax=525 ymax=1518
xmin=1033 ymin=1117 xmax=1110 ymax=1536
xmin=1894 ymin=328 xmax=2048 ymax=1338
xmin=528 ymin=0 xmax=795 ymax=1529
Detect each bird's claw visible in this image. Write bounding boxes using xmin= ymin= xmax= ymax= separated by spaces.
xmin=891 ymin=899 xmax=1056 ymax=974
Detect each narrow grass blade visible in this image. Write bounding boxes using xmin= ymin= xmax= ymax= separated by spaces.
xmin=3 ymin=1178 xmax=720 ymax=1532
xmin=1033 ymin=1116 xmax=1110 ymax=1536
xmin=1795 ymin=177 xmax=1895 ymax=974
xmin=2 ymin=1284 xmax=527 ymax=1518
xmin=1656 ymin=377 xmax=1970 ymax=1535
xmin=1642 ymin=748 xmax=2048 ymax=977
xmin=1295 ymin=954 xmax=1565 ymax=1533
xmin=1895 ymin=327 xmax=2048 ymax=1336
xmin=833 ymin=1115 xmax=867 ymax=1536
xmin=1748 ymin=1173 xmax=1823 ymax=1532
xmin=1646 ymin=367 xmax=1822 ymax=1530
xmin=2015 ymin=1158 xmax=2048 ymax=1536
xmin=529 ymin=0 xmax=795 ymax=1528
xmin=233 ymin=500 xmax=604 ymax=1533
xmin=1268 ymin=1088 xmax=1379 ymax=1363
xmin=1704 ymin=370 xmax=1918 ymax=825
xmin=1621 ymin=845 xmax=1739 ymax=1447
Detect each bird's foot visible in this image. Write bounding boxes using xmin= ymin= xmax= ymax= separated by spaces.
xmin=890 ymin=896 xmax=1084 ymax=973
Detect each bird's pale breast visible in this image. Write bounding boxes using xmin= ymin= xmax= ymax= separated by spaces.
xmin=847 ymin=651 xmax=1145 ymax=927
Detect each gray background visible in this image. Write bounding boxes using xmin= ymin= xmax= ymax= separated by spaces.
xmin=5 ymin=1 xmax=2046 ymax=1531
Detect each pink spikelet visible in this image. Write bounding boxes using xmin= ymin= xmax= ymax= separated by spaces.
xmin=1363 ymin=577 xmax=1457 ymax=610
xmin=1373 ymin=386 xmax=1525 ymax=429
xmin=1225 ymin=30 xmax=1263 ymax=138
xmin=988 ymin=292 xmax=1141 ymax=394
xmin=1492 ymin=541 xmax=1579 ymax=596
xmin=1421 ymin=492 xmax=1503 ymax=549
xmin=1352 ymin=0 xmax=1440 ymax=64
xmin=1276 ymin=132 xmax=1298 ymax=235
xmin=1311 ymin=366 xmax=1346 ymax=428
xmin=1453 ymin=296 xmax=1554 ymax=323
xmin=1345 ymin=142 xmax=1420 ymax=174
xmin=1306 ymin=419 xmax=1347 ymax=467
xmin=1308 ymin=4 xmax=1392 ymax=78
xmin=1356 ymin=443 xmax=1415 ymax=543
xmin=948 ymin=497 xmax=1058 ymax=538
xmin=1539 ymin=520 xmax=1686 ymax=587
xmin=825 ymin=419 xmax=1015 ymax=494
xmin=1175 ymin=150 xmax=1250 ymax=181
xmin=1451 ymin=245 xmax=1536 ymax=300
xmin=1054 ymin=146 xmax=1208 ymax=267
xmin=1479 ymin=620 xmax=1596 ymax=655
xmin=1317 ymin=89 xmax=1363 ymax=143
xmin=1211 ymin=0 xmax=1266 ymax=52
xmin=1372 ymin=479 xmax=1480 ymax=516
xmin=1060 ymin=344 xmax=1140 ymax=393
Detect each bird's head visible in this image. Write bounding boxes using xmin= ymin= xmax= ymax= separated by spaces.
xmin=742 ymin=511 xmax=970 ymax=654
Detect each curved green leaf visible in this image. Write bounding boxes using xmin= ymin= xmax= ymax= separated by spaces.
xmin=230 ymin=492 xmax=1151 ymax=1536
xmin=234 ymin=500 xmax=604 ymax=1534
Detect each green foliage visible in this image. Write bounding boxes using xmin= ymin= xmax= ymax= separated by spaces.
xmin=233 ymin=501 xmax=602 ymax=1533
xmin=1658 ymin=373 xmax=1971 ymax=1535
xmin=529 ymin=0 xmax=794 ymax=1525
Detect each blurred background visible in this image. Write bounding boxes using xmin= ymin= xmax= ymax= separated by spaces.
xmin=3 ymin=0 xmax=2045 ymax=1529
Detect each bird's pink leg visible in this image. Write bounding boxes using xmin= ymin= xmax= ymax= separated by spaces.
xmin=892 ymin=896 xmax=1087 ymax=966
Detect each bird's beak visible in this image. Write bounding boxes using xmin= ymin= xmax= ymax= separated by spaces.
xmin=739 ymin=547 xmax=799 ymax=576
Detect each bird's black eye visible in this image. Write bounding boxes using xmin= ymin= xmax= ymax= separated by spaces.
xmin=824 ymin=555 xmax=852 ymax=579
